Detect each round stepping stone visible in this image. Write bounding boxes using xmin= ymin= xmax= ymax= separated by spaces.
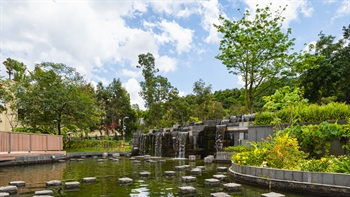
xmin=46 ymin=180 xmax=62 ymax=187
xmin=189 ymin=155 xmax=196 ymax=161
xmin=112 ymin=153 xmax=120 ymax=158
xmin=213 ymin=174 xmax=226 ymax=181
xmin=0 ymin=192 xmax=9 ymax=197
xmin=183 ymin=165 xmax=191 ymax=169
xmin=35 ymin=190 xmax=54 ymax=195
xmin=164 ymin=171 xmax=176 ymax=176
xmin=92 ymin=156 xmax=98 ymax=159
xmin=133 ymin=160 xmax=141 ymax=163
xmin=178 ymin=186 xmax=196 ymax=195
xmin=210 ymin=192 xmax=231 ymax=197
xmin=83 ymin=177 xmax=97 ymax=183
xmin=190 ymin=168 xmax=201 ymax=175
xmin=97 ymin=159 xmax=105 ymax=162
xmin=0 ymin=186 xmax=17 ymax=195
xmin=118 ymin=177 xmax=133 ymax=185
xmin=65 ymin=181 xmax=80 ymax=190
xmin=129 ymin=157 xmax=136 ymax=160
xmin=217 ymin=167 xmax=228 ymax=172
xmin=204 ymin=157 xmax=213 ymax=163
xmin=223 ymin=183 xmax=241 ymax=192
xmin=58 ymin=160 xmax=66 ymax=162
xmin=76 ymin=158 xmax=84 ymax=162
xmin=112 ymin=158 xmax=119 ymax=162
xmin=144 ymin=155 xmax=151 ymax=160
xmin=196 ymin=166 xmax=205 ymax=170
xmin=175 ymin=165 xmax=186 ymax=171
xmin=70 ymin=158 xmax=77 ymax=161
xmin=102 ymin=152 xmax=108 ymax=158
xmin=182 ymin=176 xmax=196 ymax=182
xmin=8 ymin=181 xmax=25 ymax=187
xmin=261 ymin=192 xmax=286 ymax=197
xmin=139 ymin=171 xmax=151 ymax=177
xmin=205 ymin=178 xmax=220 ymax=187
xmin=158 ymin=160 xmax=166 ymax=162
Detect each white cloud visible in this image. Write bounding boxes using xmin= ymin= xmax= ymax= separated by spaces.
xmin=332 ymin=0 xmax=350 ymax=20
xmin=243 ymin=0 xmax=314 ymax=28
xmin=123 ymin=78 xmax=145 ymax=110
xmin=303 ymin=41 xmax=317 ymax=53
xmin=199 ymin=0 xmax=222 ymax=43
xmin=238 ymin=75 xmax=245 ymax=86
xmin=121 ymin=69 xmax=141 ymax=78
xmin=156 ymin=55 xmax=177 ymax=73
xmin=148 ymin=1 xmax=197 ymax=18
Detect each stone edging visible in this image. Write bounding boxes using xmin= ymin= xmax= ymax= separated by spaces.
xmin=229 ymin=163 xmax=350 ymax=195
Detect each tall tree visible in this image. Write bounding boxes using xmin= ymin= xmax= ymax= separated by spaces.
xmin=215 ymin=4 xmax=296 ymax=113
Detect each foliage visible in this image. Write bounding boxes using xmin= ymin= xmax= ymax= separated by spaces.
xmin=255 ymin=102 xmax=350 ymax=125
xmin=232 ymin=133 xmax=307 ymax=169
xmin=215 ymin=4 xmax=297 ymax=113
xmin=282 ymin=122 xmax=350 ymax=157
xmin=213 ymin=88 xmax=243 ymax=109
xmin=263 ymin=86 xmax=308 ymax=127
xmin=300 ymin=155 xmax=350 ymax=173
xmin=224 ymin=145 xmax=253 ymax=153
xmin=65 ymin=139 xmax=123 ymax=149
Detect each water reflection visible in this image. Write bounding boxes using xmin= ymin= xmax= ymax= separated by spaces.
xmin=0 ymin=158 xmax=318 ymax=197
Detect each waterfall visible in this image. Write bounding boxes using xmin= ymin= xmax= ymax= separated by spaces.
xmin=139 ymin=134 xmax=146 ymax=156
xmin=178 ymin=132 xmax=188 ymax=158
xmin=215 ymin=125 xmax=226 ymax=152
xmin=155 ymin=132 xmax=162 ymax=157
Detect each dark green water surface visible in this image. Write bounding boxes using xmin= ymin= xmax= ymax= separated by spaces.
xmin=0 ymin=157 xmax=319 ymax=197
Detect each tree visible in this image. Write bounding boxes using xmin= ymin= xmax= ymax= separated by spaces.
xmin=215 ymin=4 xmax=296 ymax=113
xmin=137 ymin=53 xmax=180 ymax=128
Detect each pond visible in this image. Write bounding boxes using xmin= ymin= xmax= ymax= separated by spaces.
xmin=0 ymin=157 xmax=317 ymax=197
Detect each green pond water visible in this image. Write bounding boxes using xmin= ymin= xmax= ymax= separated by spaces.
xmin=0 ymin=157 xmax=319 ymax=197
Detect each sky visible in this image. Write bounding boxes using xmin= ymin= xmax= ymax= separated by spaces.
xmin=0 ymin=0 xmax=349 ymax=109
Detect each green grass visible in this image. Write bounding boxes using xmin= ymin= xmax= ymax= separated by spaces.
xmin=64 ymin=146 xmax=132 ymax=153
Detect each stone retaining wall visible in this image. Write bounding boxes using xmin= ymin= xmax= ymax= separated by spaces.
xmin=229 ymin=163 xmax=350 ymax=195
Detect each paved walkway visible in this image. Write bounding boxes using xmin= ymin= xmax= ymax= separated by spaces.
xmin=0 ymin=151 xmax=66 ymax=161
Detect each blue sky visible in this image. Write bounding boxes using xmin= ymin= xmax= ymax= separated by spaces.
xmin=0 ymin=0 xmax=349 ymax=109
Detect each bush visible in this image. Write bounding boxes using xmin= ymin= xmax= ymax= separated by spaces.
xmin=224 ymin=145 xmax=253 ymax=153
xmin=64 ymin=139 xmax=120 ymax=149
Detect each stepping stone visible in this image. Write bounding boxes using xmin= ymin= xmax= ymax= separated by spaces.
xmin=8 ymin=181 xmax=25 ymax=187
xmin=118 ymin=177 xmax=133 ymax=185
xmin=46 ymin=180 xmax=62 ymax=187
xmin=112 ymin=153 xmax=120 ymax=158
xmin=76 ymin=158 xmax=84 ymax=161
xmin=112 ymin=158 xmax=119 ymax=162
xmin=217 ymin=167 xmax=228 ymax=172
xmin=164 ymin=171 xmax=176 ymax=176
xmin=205 ymin=178 xmax=220 ymax=187
xmin=196 ymin=166 xmax=205 ymax=170
xmin=144 ymin=155 xmax=151 ymax=160
xmin=92 ymin=156 xmax=98 ymax=159
xmin=97 ymin=159 xmax=105 ymax=162
xmin=223 ymin=183 xmax=241 ymax=192
xmin=183 ymin=165 xmax=191 ymax=169
xmin=58 ymin=160 xmax=66 ymax=162
xmin=178 ymin=186 xmax=196 ymax=195
xmin=65 ymin=181 xmax=80 ymax=189
xmin=70 ymin=158 xmax=77 ymax=161
xmin=204 ymin=157 xmax=213 ymax=163
xmin=139 ymin=171 xmax=151 ymax=177
xmin=35 ymin=190 xmax=54 ymax=195
xmin=210 ymin=192 xmax=231 ymax=197
xmin=83 ymin=177 xmax=97 ymax=183
xmin=81 ymin=155 xmax=86 ymax=158
xmin=190 ymin=168 xmax=201 ymax=175
xmin=0 ymin=186 xmax=17 ymax=195
xmin=175 ymin=165 xmax=186 ymax=171
xmin=213 ymin=174 xmax=226 ymax=181
xmin=102 ymin=152 xmax=108 ymax=158
xmin=182 ymin=176 xmax=196 ymax=182
xmin=189 ymin=155 xmax=196 ymax=161
xmin=0 ymin=193 xmax=9 ymax=197
xmin=129 ymin=157 xmax=136 ymax=160
xmin=146 ymin=160 xmax=156 ymax=163
xmin=158 ymin=160 xmax=166 ymax=162
xmin=133 ymin=160 xmax=141 ymax=163
xmin=261 ymin=192 xmax=285 ymax=197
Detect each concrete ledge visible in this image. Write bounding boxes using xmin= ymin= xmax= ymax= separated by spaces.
xmin=229 ymin=163 xmax=350 ymax=196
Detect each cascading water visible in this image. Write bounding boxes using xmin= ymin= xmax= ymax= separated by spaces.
xmin=155 ymin=132 xmax=162 ymax=157
xmin=215 ymin=125 xmax=226 ymax=152
xmin=178 ymin=132 xmax=188 ymax=158
xmin=139 ymin=134 xmax=146 ymax=156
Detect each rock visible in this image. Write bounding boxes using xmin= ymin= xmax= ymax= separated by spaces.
xmin=204 ymin=178 xmax=220 ymax=187
xmin=164 ymin=171 xmax=176 ymax=176
xmin=144 ymin=155 xmax=151 ymax=160
xmin=97 ymin=159 xmax=105 ymax=162
xmin=190 ymin=168 xmax=201 ymax=175
xmin=0 ymin=192 xmax=9 ymax=197
xmin=112 ymin=158 xmax=119 ymax=162
xmin=46 ymin=180 xmax=62 ymax=187
xmin=139 ymin=171 xmax=151 ymax=177
xmin=223 ymin=183 xmax=241 ymax=192
xmin=196 ymin=166 xmax=205 ymax=170
xmin=213 ymin=174 xmax=226 ymax=181
xmin=118 ymin=177 xmax=133 ymax=185
xmin=58 ymin=160 xmax=66 ymax=162
xmin=189 ymin=155 xmax=196 ymax=161
xmin=217 ymin=166 xmax=228 ymax=172
xmin=129 ymin=157 xmax=136 ymax=160
xmin=35 ymin=190 xmax=54 ymax=195
xmin=133 ymin=160 xmax=141 ymax=163
xmin=178 ymin=186 xmax=196 ymax=195
xmin=261 ymin=192 xmax=286 ymax=197
xmin=210 ymin=192 xmax=231 ymax=197
xmin=204 ymin=157 xmax=213 ymax=163
xmin=8 ymin=181 xmax=25 ymax=187
xmin=83 ymin=177 xmax=97 ymax=183
xmin=183 ymin=165 xmax=191 ymax=169
xmin=174 ymin=165 xmax=186 ymax=171
xmin=0 ymin=186 xmax=17 ymax=195
xmin=112 ymin=153 xmax=120 ymax=158
xmin=182 ymin=176 xmax=196 ymax=182
xmin=65 ymin=181 xmax=80 ymax=190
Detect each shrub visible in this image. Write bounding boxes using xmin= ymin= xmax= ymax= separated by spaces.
xmin=224 ymin=145 xmax=253 ymax=153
